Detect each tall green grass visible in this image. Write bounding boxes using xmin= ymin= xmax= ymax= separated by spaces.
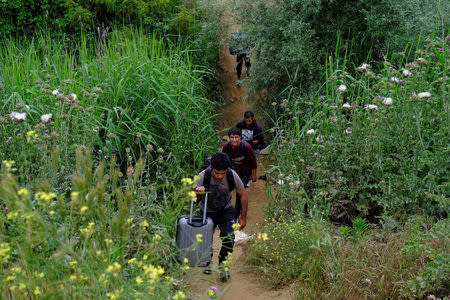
xmin=0 ymin=28 xmax=221 ymax=298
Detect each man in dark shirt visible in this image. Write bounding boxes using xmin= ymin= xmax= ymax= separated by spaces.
xmin=222 ymin=127 xmax=257 ymax=221
xmin=195 ymin=152 xmax=247 ymax=281
xmin=235 ymin=111 xmax=264 ymax=156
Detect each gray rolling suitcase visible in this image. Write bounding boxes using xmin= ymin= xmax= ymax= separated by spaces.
xmin=176 ymin=192 xmax=214 ymax=267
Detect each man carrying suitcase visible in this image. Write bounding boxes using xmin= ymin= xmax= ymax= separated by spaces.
xmin=194 ymin=152 xmax=248 ymax=281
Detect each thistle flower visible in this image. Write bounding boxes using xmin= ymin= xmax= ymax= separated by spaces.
xmin=367 ymin=104 xmax=378 ymax=110
xmin=41 ymin=113 xmax=52 ymax=123
xmin=382 ymin=97 xmax=393 ymax=105
xmin=68 ymin=93 xmax=77 ymax=100
xmin=357 ymin=63 xmax=370 ymax=72
xmin=306 ymin=129 xmax=315 ymax=135
xmin=418 ymin=92 xmax=431 ymax=98
xmin=390 ymin=76 xmax=400 ymax=83
xmin=342 ymin=103 xmax=352 ymax=109
xmin=10 ymin=112 xmax=26 ymax=123
xmin=417 ymin=57 xmax=427 ymax=64
xmin=52 ymin=90 xmax=60 ymax=96
xmin=402 ymin=69 xmax=413 ymax=77
xmin=337 ymin=84 xmax=347 ymax=93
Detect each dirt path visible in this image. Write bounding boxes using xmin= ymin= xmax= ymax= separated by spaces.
xmin=186 ymin=20 xmax=291 ymax=300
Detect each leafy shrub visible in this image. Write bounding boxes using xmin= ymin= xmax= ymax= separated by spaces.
xmin=246 ymin=213 xmax=317 ymax=285
xmin=234 ymin=0 xmax=449 ymax=98
xmin=265 ymin=36 xmax=449 ymax=221
xmin=0 ymin=0 xmax=67 ymax=37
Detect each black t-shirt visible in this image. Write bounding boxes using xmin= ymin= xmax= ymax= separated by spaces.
xmin=236 ymin=119 xmax=264 ymax=149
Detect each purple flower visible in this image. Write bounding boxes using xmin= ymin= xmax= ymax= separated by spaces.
xmin=8 ymin=137 xmax=12 ymax=141
xmin=334 ymin=105 xmax=338 ymax=109
xmin=210 ymin=286 xmax=218 ymax=292
xmin=17 ymin=133 xmax=22 ymax=137
xmin=376 ymin=95 xmax=381 ymax=98
xmin=100 ymin=114 xmax=105 ymax=117
xmin=401 ymin=86 xmax=405 ymax=89
xmin=98 ymin=149 xmax=102 ymax=153
xmin=314 ymin=152 xmax=318 ymax=156
xmin=292 ymin=165 xmax=296 ymax=168
xmin=325 ymin=169 xmax=329 ymax=173
xmin=375 ymin=118 xmax=379 ymax=121
xmin=290 ymin=189 xmax=294 ymax=192
xmin=5 ymin=206 xmax=8 ymax=210
xmin=159 ymin=155 xmax=163 ymax=158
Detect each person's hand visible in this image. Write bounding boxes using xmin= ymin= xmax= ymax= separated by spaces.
xmin=194 ymin=186 xmax=205 ymax=193
xmin=252 ymin=174 xmax=257 ymax=182
xmin=252 ymin=140 xmax=259 ymax=145
xmin=238 ymin=217 xmax=247 ymax=230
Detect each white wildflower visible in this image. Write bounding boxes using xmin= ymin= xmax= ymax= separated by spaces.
xmin=52 ymin=90 xmax=59 ymax=96
xmin=315 ymin=135 xmax=323 ymax=143
xmin=306 ymin=129 xmax=315 ymax=135
xmin=418 ymin=92 xmax=431 ymax=99
xmin=342 ymin=103 xmax=352 ymax=109
xmin=402 ymin=69 xmax=412 ymax=77
xmin=382 ymin=97 xmax=393 ymax=105
xmin=357 ymin=63 xmax=370 ymax=72
xmin=337 ymin=84 xmax=347 ymax=93
xmin=41 ymin=113 xmax=53 ymax=123
xmin=10 ymin=112 xmax=26 ymax=123
xmin=344 ymin=128 xmax=352 ymax=135
xmin=68 ymin=93 xmax=77 ymax=100
xmin=417 ymin=57 xmax=427 ymax=64
xmin=276 ymin=179 xmax=284 ymax=185
xmin=390 ymin=76 xmax=400 ymax=83
xmin=367 ymin=104 xmax=378 ymax=110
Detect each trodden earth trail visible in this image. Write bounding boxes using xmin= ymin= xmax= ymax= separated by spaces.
xmin=186 ymin=8 xmax=292 ymax=300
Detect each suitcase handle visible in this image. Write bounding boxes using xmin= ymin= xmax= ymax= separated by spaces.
xmin=189 ymin=189 xmax=208 ymax=225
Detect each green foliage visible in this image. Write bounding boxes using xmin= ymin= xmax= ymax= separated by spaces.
xmin=265 ymin=35 xmax=449 ymax=221
xmin=63 ymin=0 xmax=177 ymax=31
xmin=234 ymin=0 xmax=449 ymax=98
xmin=246 ymin=213 xmax=317 ymax=285
xmin=0 ymin=29 xmax=218 ymax=186
xmin=0 ymin=0 xmax=68 ymax=37
xmin=0 ymin=149 xmax=196 ymax=298
xmin=401 ymin=218 xmax=450 ymax=298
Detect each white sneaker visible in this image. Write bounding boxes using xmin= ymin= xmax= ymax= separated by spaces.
xmin=237 ymin=80 xmax=242 ymax=86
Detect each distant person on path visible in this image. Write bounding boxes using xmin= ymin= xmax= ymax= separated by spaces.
xmin=236 ymin=111 xmax=265 ymax=157
xmin=222 ymin=128 xmax=257 ymax=221
xmin=194 ymin=152 xmax=248 ymax=281
xmin=229 ymin=31 xmax=251 ymax=87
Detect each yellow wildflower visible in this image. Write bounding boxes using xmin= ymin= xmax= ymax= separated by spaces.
xmin=34 ymin=286 xmax=41 ymax=295
xmin=139 ymin=220 xmax=149 ymax=229
xmin=2 ymin=160 xmax=15 ymax=168
xmin=153 ymin=234 xmax=162 ymax=243
xmin=232 ymin=223 xmax=240 ymax=231
xmin=128 ymin=258 xmax=137 ymax=264
xmin=69 ymin=261 xmax=78 ymax=267
xmin=49 ymin=210 xmax=55 ymax=215
xmin=136 ymin=276 xmax=143 ymax=284
xmin=11 ymin=267 xmax=21 ymax=273
xmin=18 ymin=283 xmax=26 ymax=290
xmin=17 ymin=188 xmax=28 ymax=197
xmin=173 ymin=291 xmax=186 ymax=299
xmin=104 ymin=238 xmax=113 ymax=245
xmin=196 ymin=234 xmax=203 ymax=243
xmin=80 ymin=206 xmax=89 ymax=214
xmin=71 ymin=192 xmax=79 ymax=201
xmin=126 ymin=217 xmax=134 ymax=224
xmin=69 ymin=275 xmax=77 ymax=280
xmin=181 ymin=178 xmax=193 ymax=186
xmin=183 ymin=257 xmax=189 ymax=264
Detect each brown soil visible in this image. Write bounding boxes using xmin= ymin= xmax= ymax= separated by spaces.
xmin=186 ymin=21 xmax=292 ymax=300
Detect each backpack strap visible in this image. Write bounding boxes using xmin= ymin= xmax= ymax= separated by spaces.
xmin=226 ymin=168 xmax=235 ymax=191
xmin=203 ymin=167 xmax=212 ymax=190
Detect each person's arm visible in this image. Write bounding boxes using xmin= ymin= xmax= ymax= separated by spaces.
xmin=247 ymin=143 xmax=258 ymax=182
xmin=253 ymin=121 xmax=264 ymax=147
xmin=236 ymin=187 xmax=247 ymax=230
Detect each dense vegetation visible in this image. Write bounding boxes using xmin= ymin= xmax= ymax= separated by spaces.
xmin=231 ymin=0 xmax=449 ymax=298
xmin=0 ymin=0 xmax=226 ymax=298
xmin=0 ymin=0 xmax=448 ymax=299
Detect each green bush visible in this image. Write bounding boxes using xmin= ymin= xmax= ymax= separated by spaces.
xmin=235 ymin=0 xmax=449 ymax=98
xmin=0 ymin=0 xmax=67 ymax=37
xmin=265 ymin=36 xmax=449 ymax=222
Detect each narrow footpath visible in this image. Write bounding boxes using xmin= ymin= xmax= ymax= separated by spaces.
xmin=187 ymin=24 xmax=292 ymax=300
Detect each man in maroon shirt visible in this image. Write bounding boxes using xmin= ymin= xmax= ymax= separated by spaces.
xmin=222 ymin=127 xmax=257 ymax=220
